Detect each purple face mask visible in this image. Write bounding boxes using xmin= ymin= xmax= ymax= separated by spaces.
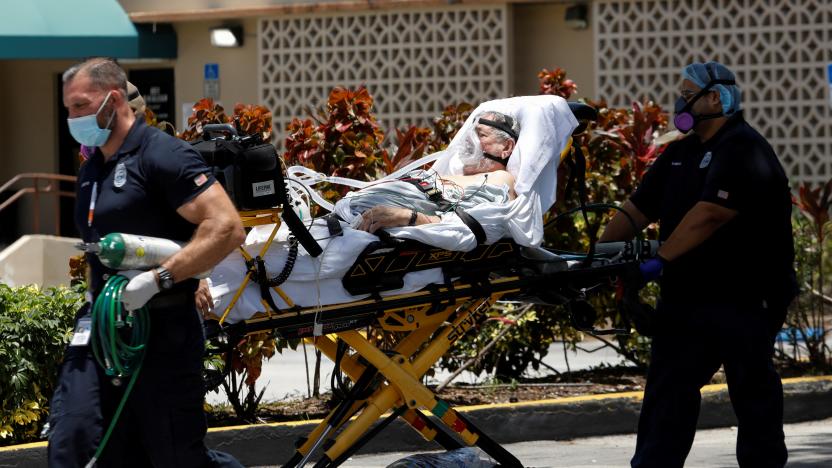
xmin=673 ymin=78 xmax=735 ymax=133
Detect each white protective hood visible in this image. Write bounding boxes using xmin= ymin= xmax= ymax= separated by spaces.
xmin=382 ymin=94 xmax=578 ymax=250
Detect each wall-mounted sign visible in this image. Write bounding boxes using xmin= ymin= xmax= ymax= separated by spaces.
xmin=204 ymin=63 xmax=220 ymax=100
xmin=128 ymin=68 xmax=175 ymax=124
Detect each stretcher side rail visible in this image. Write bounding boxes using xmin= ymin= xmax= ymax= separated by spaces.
xmin=341 ymin=234 xmax=653 ymax=297
xmin=203 ymin=240 xmax=649 ymax=346
xmin=342 ymin=237 xmax=525 ymax=296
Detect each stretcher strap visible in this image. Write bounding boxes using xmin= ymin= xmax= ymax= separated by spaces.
xmin=279 ymin=203 xmax=322 ymax=257
xmin=454 ymin=207 xmax=486 ymax=245
xmin=427 ymin=281 xmax=455 ymax=313
xmin=401 ymin=175 xmax=487 ymax=245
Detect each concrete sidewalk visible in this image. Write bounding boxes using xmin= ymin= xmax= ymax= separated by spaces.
xmin=3 ymin=376 xmax=830 ymax=467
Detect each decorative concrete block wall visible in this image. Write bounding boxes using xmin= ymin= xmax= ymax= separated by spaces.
xmin=595 ymin=0 xmax=832 ymax=184
xmin=260 ymin=5 xmax=510 ymax=144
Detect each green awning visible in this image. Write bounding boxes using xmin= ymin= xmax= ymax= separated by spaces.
xmin=0 ymin=0 xmax=176 ymax=59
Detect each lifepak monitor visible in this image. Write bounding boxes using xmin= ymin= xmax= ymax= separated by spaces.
xmin=191 ymin=124 xmax=322 ymax=256
xmin=191 ymin=124 xmax=283 ymax=211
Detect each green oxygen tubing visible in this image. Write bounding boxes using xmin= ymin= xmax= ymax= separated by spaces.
xmin=84 ymin=274 xmax=151 ymax=468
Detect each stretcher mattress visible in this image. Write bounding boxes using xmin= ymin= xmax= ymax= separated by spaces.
xmin=208 ymin=220 xmax=447 ymax=323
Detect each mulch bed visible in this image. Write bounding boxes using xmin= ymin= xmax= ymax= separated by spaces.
xmin=206 ymin=366 xmax=647 ymax=428
xmin=206 ymin=361 xmax=823 ymax=428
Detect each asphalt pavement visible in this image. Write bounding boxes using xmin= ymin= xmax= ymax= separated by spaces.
xmin=5 ymin=377 xmax=829 ymax=466
xmin=339 ymin=417 xmax=832 ymax=467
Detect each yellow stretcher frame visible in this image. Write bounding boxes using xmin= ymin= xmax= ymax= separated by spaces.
xmin=214 ymin=209 xmax=527 ymax=467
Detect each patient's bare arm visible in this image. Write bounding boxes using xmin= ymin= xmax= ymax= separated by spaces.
xmin=195 ymin=278 xmax=213 ymax=318
xmin=355 ymin=169 xmax=515 ymax=233
xmin=356 ymin=206 xmax=440 ymax=233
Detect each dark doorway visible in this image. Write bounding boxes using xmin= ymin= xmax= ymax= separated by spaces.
xmin=128 ymin=68 xmax=176 ymax=128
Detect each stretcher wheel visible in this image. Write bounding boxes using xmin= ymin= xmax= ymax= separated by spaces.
xmin=570 ymin=300 xmax=598 ymax=330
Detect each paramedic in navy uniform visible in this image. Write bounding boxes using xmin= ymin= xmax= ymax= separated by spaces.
xmin=48 ymin=58 xmax=245 ymax=467
xmin=600 ymin=61 xmax=797 ymax=468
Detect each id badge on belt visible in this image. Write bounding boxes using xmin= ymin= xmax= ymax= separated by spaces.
xmin=70 ymin=316 xmax=92 ymax=347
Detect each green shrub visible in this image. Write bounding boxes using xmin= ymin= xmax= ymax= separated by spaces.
xmin=786 ymin=191 xmax=832 ymax=370
xmin=0 ymin=283 xmax=84 ymax=444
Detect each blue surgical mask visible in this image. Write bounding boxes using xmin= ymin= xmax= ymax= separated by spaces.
xmin=67 ymin=91 xmax=116 ymax=147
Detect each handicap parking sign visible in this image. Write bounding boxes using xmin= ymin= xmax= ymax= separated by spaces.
xmin=204 ymin=63 xmax=219 ymax=80
xmin=204 ymin=63 xmax=220 ymax=99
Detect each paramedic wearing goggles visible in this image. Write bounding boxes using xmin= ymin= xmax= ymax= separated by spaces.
xmin=601 ymin=61 xmax=797 ymax=468
xmin=356 ymin=112 xmax=518 ymax=233
xmin=49 ymin=58 xmax=245 ymax=467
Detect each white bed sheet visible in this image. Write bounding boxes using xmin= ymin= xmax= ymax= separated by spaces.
xmin=209 ymin=220 xmax=444 ymax=323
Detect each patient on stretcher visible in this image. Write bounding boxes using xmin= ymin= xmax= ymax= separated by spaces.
xmin=346 ymin=111 xmax=519 ymax=234
xmin=204 ymin=96 xmax=578 ymax=322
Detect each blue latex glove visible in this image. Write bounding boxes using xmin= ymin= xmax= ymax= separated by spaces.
xmin=639 ymin=256 xmax=666 ymax=283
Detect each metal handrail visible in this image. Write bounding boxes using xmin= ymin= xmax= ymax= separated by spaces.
xmin=0 ymin=172 xmax=77 ymax=236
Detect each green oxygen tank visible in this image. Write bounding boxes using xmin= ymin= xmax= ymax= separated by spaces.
xmin=76 ymin=233 xmax=184 ymax=270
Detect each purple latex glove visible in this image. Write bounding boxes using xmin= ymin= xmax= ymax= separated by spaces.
xmin=639 ymin=256 xmax=666 ymax=283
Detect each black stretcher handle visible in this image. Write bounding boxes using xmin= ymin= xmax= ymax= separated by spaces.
xmin=202 ymin=123 xmax=238 ymax=139
xmin=568 ymin=101 xmax=599 ymax=122
xmin=595 ymin=240 xmax=660 ymax=259
xmin=270 ymin=156 xmax=322 ymax=256
xmin=568 ymin=101 xmax=598 ymax=135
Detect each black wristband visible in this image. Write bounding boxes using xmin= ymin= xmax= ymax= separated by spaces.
xmin=155 ymin=267 xmax=175 ymax=291
xmin=408 ymin=210 xmax=418 ymax=226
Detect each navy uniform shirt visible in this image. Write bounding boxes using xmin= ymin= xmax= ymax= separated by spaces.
xmin=74 ymin=119 xmax=216 ymax=295
xmin=630 ymin=111 xmax=798 ymax=306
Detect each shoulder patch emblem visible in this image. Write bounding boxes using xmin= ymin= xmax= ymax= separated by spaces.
xmin=700 ymin=151 xmax=712 ymax=169
xmin=113 ymin=162 xmax=127 ymax=188
xmin=194 ymin=173 xmax=208 ymax=187
xmin=717 ymin=190 xmax=729 ymax=199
